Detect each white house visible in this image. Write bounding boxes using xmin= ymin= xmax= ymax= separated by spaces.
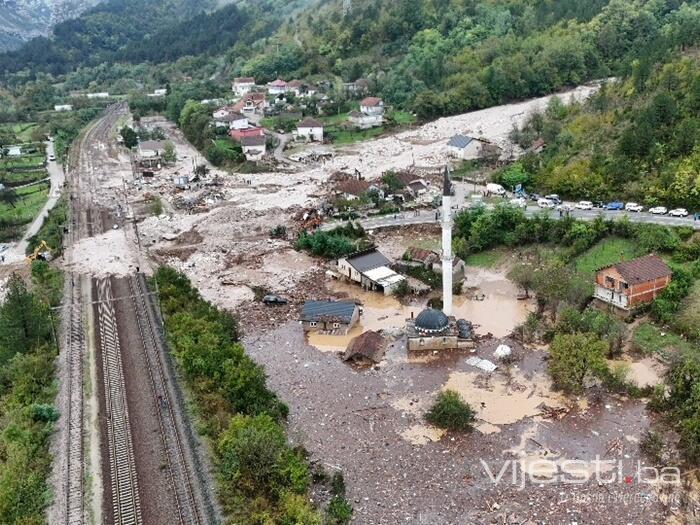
xmin=86 ymin=92 xmax=110 ymax=99
xmin=446 ymin=135 xmax=502 ymax=160
xmin=233 ymin=77 xmax=256 ymax=96
xmin=138 ymin=140 xmax=166 ymax=159
xmin=337 ymin=248 xmax=405 ymax=295
xmin=296 ymin=117 xmax=324 ymax=142
xmin=54 ymin=104 xmax=73 ymax=112
xmin=241 ymin=135 xmax=267 ymax=161
xmin=148 ymin=88 xmax=167 ymax=98
xmin=348 ymin=110 xmax=381 ymax=129
xmin=267 ymin=79 xmax=288 ymax=96
xmin=360 ymin=97 xmax=384 ymax=116
xmin=214 ymin=112 xmax=249 ymax=130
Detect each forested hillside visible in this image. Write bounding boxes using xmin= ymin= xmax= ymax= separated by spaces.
xmin=508 ymin=53 xmax=700 ymax=206
xmin=235 ymin=0 xmax=700 ymax=118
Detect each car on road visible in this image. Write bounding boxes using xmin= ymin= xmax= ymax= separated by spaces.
xmin=48 ymin=154 xmax=56 ymax=161
xmin=649 ymin=206 xmax=668 ymax=215
xmin=486 ymin=183 xmax=507 ymax=196
xmin=263 ymin=294 xmax=288 ymax=305
xmin=529 ymin=193 xmax=541 ymax=202
xmin=625 ymin=202 xmax=644 ymax=212
xmin=557 ymin=203 xmax=575 ymax=212
xmin=606 ymin=201 xmax=624 ymax=211
xmin=509 ymin=197 xmax=527 ymax=208
xmin=537 ymin=198 xmax=555 ymax=209
xmin=575 ymin=201 xmax=594 ymax=210
xmin=545 ymin=194 xmax=562 ymax=205
xmin=669 ymin=208 xmax=689 ymax=217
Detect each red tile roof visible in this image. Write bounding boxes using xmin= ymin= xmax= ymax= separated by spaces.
xmin=234 ymin=77 xmax=255 ymax=84
xmin=599 ymin=254 xmax=672 ymax=285
xmin=336 ymin=179 xmax=371 ymax=196
xmin=298 ymin=117 xmax=323 ymax=128
xmin=361 ymin=97 xmax=383 ymax=107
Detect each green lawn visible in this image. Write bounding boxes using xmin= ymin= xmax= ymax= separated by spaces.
xmin=0 ymin=154 xmax=45 ymax=170
xmin=464 ymin=247 xmax=506 ymax=268
xmin=1 ymin=169 xmax=48 ymax=186
xmin=0 ymin=122 xmax=39 ymax=143
xmin=0 ymin=183 xmax=50 ymax=242
xmin=326 ymin=125 xmax=385 ymax=145
xmin=632 ymin=322 xmax=693 ymax=359
xmin=387 ymin=110 xmax=416 ymax=126
xmin=575 ymin=237 xmax=642 ymax=276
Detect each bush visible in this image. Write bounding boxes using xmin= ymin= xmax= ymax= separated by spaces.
xmin=425 ymin=390 xmax=475 ymax=432
xmin=295 ymin=223 xmax=367 ymax=259
xmin=548 ymin=333 xmax=608 ymax=394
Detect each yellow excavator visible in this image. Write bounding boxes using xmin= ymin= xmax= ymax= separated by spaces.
xmin=26 ymin=240 xmax=52 ymax=264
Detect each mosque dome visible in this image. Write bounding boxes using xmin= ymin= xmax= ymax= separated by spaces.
xmin=414 ymin=308 xmax=449 ymax=333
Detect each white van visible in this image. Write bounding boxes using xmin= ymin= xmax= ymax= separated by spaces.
xmin=486 ymin=183 xmax=506 ymax=196
xmin=537 ymin=198 xmax=555 ymax=209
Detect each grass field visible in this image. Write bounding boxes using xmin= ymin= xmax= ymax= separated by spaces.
xmin=0 ymin=122 xmax=39 ymax=143
xmin=676 ymin=281 xmax=700 ymax=340
xmin=0 ymin=154 xmax=45 ymax=170
xmin=632 ymin=322 xmax=692 ymax=358
xmin=1 ymin=169 xmax=48 ymax=187
xmin=0 ymin=183 xmax=49 ymax=231
xmin=574 ymin=237 xmax=642 ymax=276
xmin=464 ymin=247 xmax=506 ymax=268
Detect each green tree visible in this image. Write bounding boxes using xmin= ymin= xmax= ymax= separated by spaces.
xmin=120 ymin=126 xmax=138 ymax=149
xmin=425 ymin=390 xmax=475 ymax=431
xmin=162 ymin=141 xmax=177 ymax=163
xmin=548 ymin=333 xmax=608 ymax=394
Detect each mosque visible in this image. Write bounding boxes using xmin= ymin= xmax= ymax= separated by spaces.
xmin=406 ymin=168 xmax=475 ymax=352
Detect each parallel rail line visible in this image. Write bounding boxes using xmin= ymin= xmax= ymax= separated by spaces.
xmin=129 ymin=274 xmax=202 ymax=525
xmin=97 ymin=277 xmax=142 ymax=525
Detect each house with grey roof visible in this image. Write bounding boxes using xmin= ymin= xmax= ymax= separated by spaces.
xmin=446 ymin=134 xmax=501 ymax=160
xmin=301 ymin=300 xmax=360 ymax=334
xmin=337 ymin=247 xmax=406 ymax=295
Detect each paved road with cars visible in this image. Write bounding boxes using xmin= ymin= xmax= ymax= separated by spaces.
xmin=322 ymin=180 xmax=700 ymax=232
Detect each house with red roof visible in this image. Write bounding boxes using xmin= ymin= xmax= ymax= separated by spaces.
xmin=267 ymin=78 xmax=288 ymax=95
xmin=232 ymin=77 xmax=256 ymax=96
xmin=594 ymin=254 xmax=672 ymax=311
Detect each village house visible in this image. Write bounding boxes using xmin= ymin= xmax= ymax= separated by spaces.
xmin=232 ymin=77 xmax=256 ymax=96
xmin=229 ymin=126 xmax=265 ymax=142
xmin=337 ymin=248 xmax=406 ymax=295
xmin=334 ymin=178 xmax=384 ymax=201
xmin=301 ymin=300 xmax=360 ymax=334
xmin=54 ymin=104 xmax=73 ymax=112
xmin=296 ymin=117 xmax=324 ymax=142
xmin=137 ymin=140 xmax=166 ymax=169
xmin=348 ymin=97 xmax=384 ymax=129
xmin=360 ymin=97 xmax=385 ymax=116
xmin=594 ymin=254 xmax=672 ymax=311
xmin=287 ymin=80 xmax=304 ymax=97
xmin=86 ymin=92 xmax=110 ymax=99
xmin=267 ymin=78 xmax=288 ymax=95
xmin=446 ymin=134 xmax=502 ymax=160
xmin=240 ymin=135 xmax=267 ymax=161
xmin=233 ymin=93 xmax=268 ymax=115
xmin=402 ymin=247 xmax=466 ymax=281
xmin=213 ymin=111 xmax=249 ymax=130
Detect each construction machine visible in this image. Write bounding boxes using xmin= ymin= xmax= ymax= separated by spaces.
xmin=26 ymin=240 xmax=52 ymax=264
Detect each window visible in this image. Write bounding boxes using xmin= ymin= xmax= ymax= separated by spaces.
xmin=620 ymin=282 xmax=629 ymax=291
xmin=333 ymin=322 xmax=340 ymax=329
xmin=605 ymin=276 xmax=616 ymax=288
xmin=419 ymin=339 xmax=425 ymax=346
xmin=310 ymin=321 xmax=317 ymax=327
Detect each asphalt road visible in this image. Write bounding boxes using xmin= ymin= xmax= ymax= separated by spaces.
xmin=323 ymin=202 xmax=700 ymax=232
xmin=1 ymin=140 xmax=66 ymax=263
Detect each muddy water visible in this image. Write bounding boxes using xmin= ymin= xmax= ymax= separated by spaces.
xmin=307 ymin=280 xmax=423 ymax=352
xmin=443 ymin=368 xmax=564 ymax=426
xmin=607 ymin=355 xmax=666 ymax=388
xmin=454 ymin=267 xmax=534 ymax=337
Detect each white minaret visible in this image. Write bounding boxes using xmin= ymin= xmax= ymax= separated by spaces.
xmin=441 ymin=167 xmax=453 ymax=316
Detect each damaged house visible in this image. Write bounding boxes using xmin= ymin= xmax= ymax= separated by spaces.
xmin=301 ymin=300 xmax=360 ymax=334
xmin=337 ymin=248 xmax=406 ymax=295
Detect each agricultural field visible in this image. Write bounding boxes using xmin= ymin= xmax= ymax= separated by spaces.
xmin=0 ymin=182 xmax=50 ymax=242
xmin=574 ymin=237 xmax=641 ymax=276
xmin=0 ymin=122 xmax=40 ymax=143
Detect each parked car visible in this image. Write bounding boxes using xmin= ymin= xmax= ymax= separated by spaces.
xmin=529 ymin=193 xmax=541 ymax=202
xmin=263 ymin=294 xmax=288 ymax=305
xmin=545 ymin=194 xmax=562 ymax=205
xmin=669 ymin=208 xmax=689 ymax=217
xmin=486 ymin=183 xmax=506 ymax=196
xmin=575 ymin=201 xmax=594 ymax=210
xmin=649 ymin=206 xmax=668 ymax=215
xmin=625 ymin=202 xmax=644 ymax=212
xmin=593 ymin=201 xmax=606 ymax=209
xmin=537 ymin=198 xmax=555 ymax=209
xmin=509 ymin=197 xmax=527 ymax=208
xmin=557 ymin=203 xmax=575 ymax=212
xmin=606 ymin=201 xmax=624 ymax=211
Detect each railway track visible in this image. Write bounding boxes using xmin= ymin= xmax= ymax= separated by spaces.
xmin=128 ymin=274 xmax=203 ymax=525
xmin=64 ymin=273 xmax=85 ymax=525
xmin=96 ymin=277 xmax=142 ymax=525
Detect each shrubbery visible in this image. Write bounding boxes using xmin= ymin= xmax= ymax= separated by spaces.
xmin=154 ymin=267 xmax=323 ymax=522
xmin=425 ymin=390 xmax=475 ymax=432
xmin=295 ymin=223 xmax=367 ymax=259
xmin=548 ymin=333 xmax=608 ymax=394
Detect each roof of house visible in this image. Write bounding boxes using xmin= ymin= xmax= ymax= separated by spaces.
xmin=241 ymin=135 xmax=267 ymax=147
xmin=343 ymin=330 xmax=386 ymax=363
xmin=139 ymin=140 xmax=166 ymax=151
xmin=599 ymin=254 xmax=672 ymax=285
xmin=348 ymin=110 xmax=365 ymax=118
xmin=336 ymin=179 xmax=371 ymax=196
xmin=406 ymin=247 xmax=439 ymax=263
xmin=342 ymin=248 xmax=391 ymax=272
xmin=244 ymin=92 xmax=266 ymax=102
xmin=298 ymin=117 xmax=323 ymax=128
xmin=216 ymin=112 xmax=246 ymax=122
xmin=288 ymin=80 xmax=303 ymax=88
xmin=360 ymin=97 xmax=383 ymax=107
xmin=447 ymin=134 xmax=474 ymax=149
xmin=268 ymin=78 xmax=287 ymax=87
xmin=302 ymin=300 xmax=357 ymax=324
xmin=234 ymin=77 xmax=255 ymax=83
